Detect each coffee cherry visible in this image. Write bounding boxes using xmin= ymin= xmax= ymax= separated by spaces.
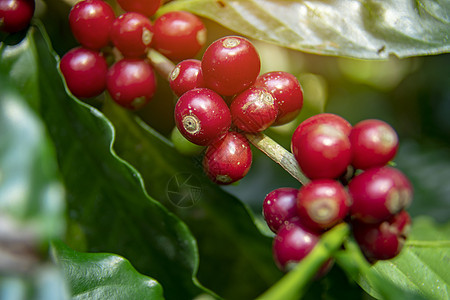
xmin=174 ymin=88 xmax=231 ymax=146
xmin=169 ymin=59 xmax=204 ymax=97
xmin=272 ymin=218 xmax=321 ymax=272
xmin=153 ymin=11 xmax=206 ymax=61
xmin=230 ymin=87 xmax=278 ymax=133
xmin=106 ymin=58 xmax=156 ymax=110
xmin=297 ymin=179 xmax=350 ymax=232
xmin=0 ymin=0 xmax=34 ymax=33
xmin=254 ymin=71 xmax=303 ymax=126
xmin=292 ymin=123 xmax=352 ymax=179
xmin=68 ymin=0 xmax=115 ymax=50
xmin=203 ymin=131 xmax=252 ymax=185
xmin=110 ymin=12 xmax=153 ymax=58
xmin=116 ymin=0 xmax=161 ymax=17
xmin=292 ymin=113 xmax=352 ymax=139
xmin=352 ymin=210 xmax=411 ymax=262
xmin=60 ymin=47 xmax=108 ymax=98
xmin=202 ymin=36 xmax=260 ymax=96
xmin=263 ymin=188 xmax=299 ymax=233
xmin=350 ymin=119 xmax=399 ymax=170
xmin=349 ymin=166 xmax=413 ymax=224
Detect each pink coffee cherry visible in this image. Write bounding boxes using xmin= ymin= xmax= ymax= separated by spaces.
xmin=263 ymin=187 xmax=299 ymax=233
xmin=174 ymin=88 xmax=231 ymax=146
xmin=254 ymin=71 xmax=304 ymax=126
xmin=349 ymin=166 xmax=413 ymax=224
xmin=69 ymin=0 xmax=115 ymax=50
xmin=350 ymin=119 xmax=399 ymax=170
xmin=202 ymin=36 xmax=260 ymax=96
xmin=203 ymin=131 xmax=252 ymax=185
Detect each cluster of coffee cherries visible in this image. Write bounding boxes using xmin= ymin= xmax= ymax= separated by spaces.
xmin=59 ymin=0 xmax=206 ymax=110
xmin=0 ymin=0 xmax=35 ymax=33
xmin=263 ymin=113 xmax=413 ymax=273
xmin=171 ymin=35 xmax=304 ymax=185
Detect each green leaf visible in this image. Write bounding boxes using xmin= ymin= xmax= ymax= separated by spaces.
xmin=51 ymin=241 xmax=164 ymax=299
xmin=336 ymin=217 xmax=449 ymax=300
xmin=102 ymin=98 xmax=283 ymax=299
xmin=1 ymin=23 xmax=211 ymax=300
xmin=160 ymin=0 xmax=450 ymax=59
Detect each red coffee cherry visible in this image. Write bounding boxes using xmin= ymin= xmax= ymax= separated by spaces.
xmin=116 ymin=0 xmax=161 ymax=17
xmin=0 ymin=0 xmax=34 ymax=33
xmin=110 ymin=12 xmax=153 ymax=58
xmin=352 ymin=210 xmax=411 ymax=262
xmin=68 ymin=0 xmax=115 ymax=50
xmin=60 ymin=47 xmax=108 ymax=98
xmin=106 ymin=59 xmax=156 ymax=110
xmin=169 ymin=59 xmax=204 ymax=97
xmin=292 ymin=113 xmax=352 ymax=140
xmin=230 ymin=87 xmax=278 ymax=133
xmin=350 ymin=119 xmax=399 ymax=170
xmin=152 ymin=11 xmax=206 ymax=61
xmin=263 ymin=187 xmax=299 ymax=233
xmin=272 ymin=218 xmax=322 ymax=272
xmin=297 ymin=179 xmax=351 ymax=232
xmin=174 ymin=88 xmax=231 ymax=146
xmin=254 ymin=71 xmax=303 ymax=126
xmin=202 ymin=36 xmax=260 ymax=96
xmin=292 ymin=123 xmax=352 ymax=179
xmin=203 ymin=131 xmax=252 ymax=185
xmin=349 ymin=166 xmax=413 ymax=224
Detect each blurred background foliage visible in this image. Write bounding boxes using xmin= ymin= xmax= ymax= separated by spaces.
xmin=40 ymin=0 xmax=450 ymax=226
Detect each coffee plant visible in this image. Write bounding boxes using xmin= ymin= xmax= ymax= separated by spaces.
xmin=1 ymin=1 xmax=449 ymax=299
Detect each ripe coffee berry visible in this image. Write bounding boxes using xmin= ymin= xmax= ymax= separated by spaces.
xmin=116 ymin=0 xmax=161 ymax=17
xmin=0 ymin=0 xmax=34 ymax=33
xmin=152 ymin=11 xmax=206 ymax=61
xmin=292 ymin=123 xmax=352 ymax=179
xmin=203 ymin=131 xmax=252 ymax=185
xmin=292 ymin=113 xmax=352 ymax=139
xmin=263 ymin=188 xmax=299 ymax=233
xmin=297 ymin=179 xmax=350 ymax=232
xmin=202 ymin=36 xmax=260 ymax=96
xmin=349 ymin=119 xmax=399 ymax=170
xmin=254 ymin=71 xmax=303 ymax=126
xmin=110 ymin=12 xmax=153 ymax=58
xmin=106 ymin=59 xmax=156 ymax=110
xmin=169 ymin=59 xmax=204 ymax=97
xmin=352 ymin=210 xmax=411 ymax=262
xmin=230 ymin=87 xmax=278 ymax=133
xmin=60 ymin=47 xmax=108 ymax=98
xmin=349 ymin=166 xmax=413 ymax=224
xmin=174 ymin=88 xmax=231 ymax=146
xmin=272 ymin=218 xmax=322 ymax=272
xmin=68 ymin=0 xmax=115 ymax=50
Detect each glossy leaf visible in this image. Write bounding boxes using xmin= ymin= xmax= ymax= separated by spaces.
xmin=51 ymin=241 xmax=164 ymax=299
xmin=160 ymin=0 xmax=450 ymax=59
xmin=102 ymin=98 xmax=283 ymax=299
xmin=1 ymin=24 xmax=210 ymax=300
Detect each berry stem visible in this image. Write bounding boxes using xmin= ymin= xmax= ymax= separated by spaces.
xmin=146 ymin=48 xmax=308 ymax=184
xmin=245 ymin=132 xmax=309 ymax=185
xmin=257 ymin=223 xmax=350 ymax=300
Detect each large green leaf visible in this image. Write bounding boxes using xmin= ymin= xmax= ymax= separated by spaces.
xmin=102 ymin=98 xmax=283 ymax=299
xmin=51 ymin=241 xmax=164 ymax=299
xmin=336 ymin=217 xmax=449 ymax=300
xmin=1 ymin=24 xmax=210 ymax=299
xmin=159 ymin=0 xmax=450 ymax=59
